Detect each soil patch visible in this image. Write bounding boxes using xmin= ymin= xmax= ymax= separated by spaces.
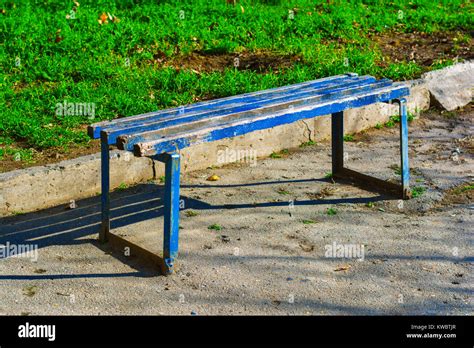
xmin=0 ymin=139 xmax=100 ymax=173
xmin=150 ymin=50 xmax=302 ymax=73
xmin=372 ymin=31 xmax=473 ymax=66
xmin=440 ymin=182 xmax=474 ymax=206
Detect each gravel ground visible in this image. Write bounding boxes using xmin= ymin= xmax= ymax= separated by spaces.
xmin=0 ymin=106 xmax=472 ymax=315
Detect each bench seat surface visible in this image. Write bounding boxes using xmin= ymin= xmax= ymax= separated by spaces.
xmin=88 ymin=73 xmax=409 ymax=157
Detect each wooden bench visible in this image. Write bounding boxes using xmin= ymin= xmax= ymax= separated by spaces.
xmin=88 ymin=73 xmax=410 ymax=274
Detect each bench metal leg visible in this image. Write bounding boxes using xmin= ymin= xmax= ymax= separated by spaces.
xmin=330 ymin=103 xmax=410 ymax=199
xmin=331 ymin=111 xmax=344 ymax=174
xmin=100 ymin=133 xmax=110 ymax=242
xmin=160 ymin=153 xmax=181 ymax=274
xmin=398 ymin=98 xmax=410 ymax=199
xmin=98 ymin=148 xmax=181 ymax=275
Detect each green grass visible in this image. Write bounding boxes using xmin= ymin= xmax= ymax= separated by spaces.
xmin=385 ymin=112 xmax=416 ymax=128
xmin=452 ymin=183 xmax=474 ymax=194
xmin=1 ymin=0 xmax=472 ymax=158
xmin=185 ymin=210 xmax=198 ymax=217
xmin=459 ymin=184 xmax=474 ymax=192
xmin=0 ymin=146 xmax=35 ymax=163
xmin=208 ymin=223 xmax=222 ymax=231
xmin=277 ymin=188 xmax=291 ymax=195
xmin=411 ymin=186 xmax=426 ymax=198
xmin=441 ymin=111 xmax=458 ymax=119
xmin=299 ymin=140 xmax=316 ymax=148
xmin=116 ymin=182 xmax=128 ymax=191
xmin=390 ymin=164 xmax=402 ymax=176
xmin=343 ymin=134 xmax=355 ymax=142
xmin=270 ymin=149 xmax=289 ymax=159
xmin=326 ymin=207 xmax=337 ymax=216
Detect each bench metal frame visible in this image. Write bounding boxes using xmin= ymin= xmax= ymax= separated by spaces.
xmin=93 ymin=74 xmax=410 ymax=274
xmin=100 ymin=135 xmax=181 ymax=274
xmin=331 ymin=98 xmax=410 ymax=199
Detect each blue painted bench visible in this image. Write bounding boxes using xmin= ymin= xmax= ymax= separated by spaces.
xmin=88 ymin=73 xmax=410 ymax=274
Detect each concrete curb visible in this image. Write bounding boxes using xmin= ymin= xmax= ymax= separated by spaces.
xmin=0 ymin=65 xmax=467 ymax=216
xmin=0 ymin=151 xmax=154 ymax=216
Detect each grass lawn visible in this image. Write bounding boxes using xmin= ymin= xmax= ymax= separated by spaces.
xmin=0 ymin=0 xmax=472 ymax=169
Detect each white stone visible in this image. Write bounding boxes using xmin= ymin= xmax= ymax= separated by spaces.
xmin=422 ymin=61 xmax=474 ymax=111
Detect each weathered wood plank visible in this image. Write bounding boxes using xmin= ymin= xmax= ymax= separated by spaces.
xmin=116 ymin=79 xmax=393 ymax=150
xmin=88 ymin=73 xmax=359 ymax=138
xmin=105 ymin=76 xmax=381 ymax=145
xmin=133 ymin=85 xmax=409 ymax=157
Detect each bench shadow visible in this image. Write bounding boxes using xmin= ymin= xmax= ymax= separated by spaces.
xmin=0 ymin=178 xmax=388 ymax=279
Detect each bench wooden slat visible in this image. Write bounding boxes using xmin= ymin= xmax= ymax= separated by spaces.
xmin=116 ymin=79 xmax=394 ymax=150
xmin=132 ymin=84 xmax=409 ymax=157
xmin=104 ymin=75 xmax=380 ymax=145
xmin=88 ymin=73 xmax=359 ymax=139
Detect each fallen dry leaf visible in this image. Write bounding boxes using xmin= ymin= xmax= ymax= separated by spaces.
xmin=99 ymin=12 xmax=108 ymax=25
xmin=23 ymin=285 xmax=38 ymax=297
xmin=334 ymin=265 xmax=351 ymax=272
xmin=207 ymin=174 xmax=220 ymax=181
xmin=299 ymin=243 xmax=314 ymax=252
